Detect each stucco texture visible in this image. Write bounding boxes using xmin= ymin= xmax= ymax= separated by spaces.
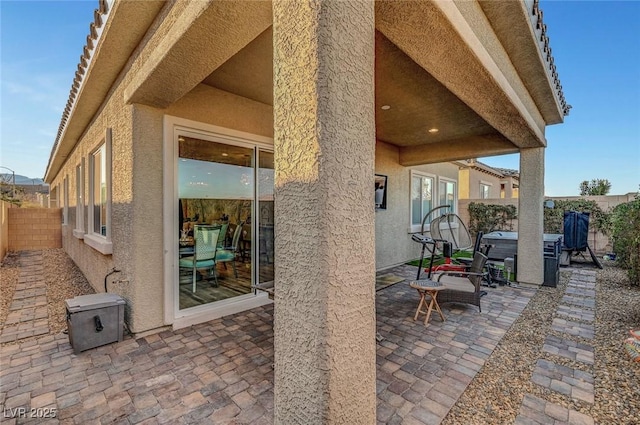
xmin=374 ymin=141 xmax=461 ymax=270
xmin=53 ymin=85 xmax=140 ymax=330
xmin=517 ymin=147 xmax=545 ymax=285
xmin=47 ymin=0 xmax=282 ymax=333
xmin=273 ymin=1 xmax=376 ymax=423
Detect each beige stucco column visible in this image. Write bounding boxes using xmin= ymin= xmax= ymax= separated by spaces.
xmin=517 ymin=147 xmax=545 ymax=285
xmin=503 ymin=179 xmax=514 ymax=199
xmin=272 ymin=1 xmax=376 ymax=423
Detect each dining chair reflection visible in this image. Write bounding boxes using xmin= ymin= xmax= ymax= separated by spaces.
xmin=178 ymin=225 xmax=220 ymax=292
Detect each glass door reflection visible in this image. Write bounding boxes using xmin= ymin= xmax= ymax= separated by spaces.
xmin=257 ymin=150 xmax=274 ymax=288
xmin=177 ymin=136 xmax=254 ymax=310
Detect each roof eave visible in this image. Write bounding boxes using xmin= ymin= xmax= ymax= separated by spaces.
xmin=44 ymin=0 xmax=164 ymax=183
xmin=479 ymin=0 xmax=569 ymax=126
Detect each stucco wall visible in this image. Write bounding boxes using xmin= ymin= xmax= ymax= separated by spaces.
xmin=466 ymin=168 xmax=501 ymax=199
xmin=166 ymin=84 xmax=273 ymax=139
xmin=374 ymin=140 xmax=461 ymax=270
xmin=54 ymin=95 xmax=135 ymax=329
xmin=49 ymin=58 xmax=276 ymax=332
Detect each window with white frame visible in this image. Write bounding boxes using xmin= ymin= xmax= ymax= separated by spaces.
xmin=438 ymin=178 xmax=457 ymax=214
xmin=480 ymin=182 xmax=491 ymax=199
xmin=85 ymin=129 xmax=112 ymax=254
xmin=91 ymin=145 xmax=107 ymax=235
xmin=74 ymin=161 xmax=85 ymax=238
xmin=62 ymin=176 xmax=69 ymax=225
xmin=410 ymin=171 xmax=434 ymax=232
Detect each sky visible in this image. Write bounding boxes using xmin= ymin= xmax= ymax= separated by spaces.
xmin=1 ymin=0 xmax=639 ymax=196
xmin=482 ymin=0 xmax=640 ymax=196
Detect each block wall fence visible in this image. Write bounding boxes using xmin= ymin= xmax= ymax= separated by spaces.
xmin=458 ymin=193 xmax=637 ymax=254
xmin=0 ymin=201 xmax=9 ymax=260
xmin=6 ymin=207 xmax=62 ymax=252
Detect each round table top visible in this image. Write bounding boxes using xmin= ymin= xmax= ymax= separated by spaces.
xmin=409 ymin=279 xmax=444 ymax=290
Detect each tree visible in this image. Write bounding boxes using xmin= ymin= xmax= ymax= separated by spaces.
xmin=579 ymin=179 xmax=611 ymax=196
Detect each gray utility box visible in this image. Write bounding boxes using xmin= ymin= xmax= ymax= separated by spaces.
xmin=66 ymin=293 xmax=125 ymax=354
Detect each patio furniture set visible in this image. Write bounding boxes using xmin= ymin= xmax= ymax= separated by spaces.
xmin=410 ymin=250 xmax=488 ymax=326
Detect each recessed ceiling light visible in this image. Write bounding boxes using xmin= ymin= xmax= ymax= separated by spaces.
xmin=222 ymin=153 xmax=229 ymax=157
xmin=428 ymin=128 xmax=439 ymax=133
xmin=381 ymin=105 xmax=391 ymax=110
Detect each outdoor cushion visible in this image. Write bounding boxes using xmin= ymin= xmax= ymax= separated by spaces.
xmin=436 ymin=275 xmax=475 ymax=293
xmin=215 ymin=250 xmax=235 ymax=262
xmin=179 ymin=257 xmax=215 ymax=268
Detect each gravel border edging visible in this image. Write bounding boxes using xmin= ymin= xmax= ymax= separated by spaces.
xmin=443 ymin=264 xmax=640 ymax=424
xmin=441 ymin=274 xmax=569 ymax=424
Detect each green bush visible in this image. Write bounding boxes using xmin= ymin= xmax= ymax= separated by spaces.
xmin=468 ymin=203 xmax=517 ymax=238
xmin=609 ymin=198 xmax=640 ymax=285
xmin=543 ymin=199 xmax=609 ymax=235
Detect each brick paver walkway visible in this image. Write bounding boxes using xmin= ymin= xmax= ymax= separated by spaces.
xmin=515 ymin=268 xmax=597 ymax=425
xmin=0 ymin=252 xmax=49 ymax=344
xmin=374 ymin=266 xmax=533 ymax=425
xmin=0 ymin=251 xmax=538 ymax=424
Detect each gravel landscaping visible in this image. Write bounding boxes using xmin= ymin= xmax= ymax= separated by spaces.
xmin=0 ymin=249 xmax=95 ymax=334
xmin=1 ymin=249 xmax=638 ymax=423
xmin=443 ymin=260 xmax=640 ymax=425
xmin=0 ymin=253 xmax=19 ymax=326
xmin=41 ymin=248 xmax=96 ymax=335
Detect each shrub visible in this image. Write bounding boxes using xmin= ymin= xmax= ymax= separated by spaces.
xmin=468 ymin=203 xmax=517 ymax=238
xmin=609 ymin=198 xmax=640 ymax=285
xmin=543 ymin=199 xmax=609 ymax=235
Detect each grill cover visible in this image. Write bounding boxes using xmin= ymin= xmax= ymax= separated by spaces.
xmin=563 ymin=211 xmax=589 ymax=251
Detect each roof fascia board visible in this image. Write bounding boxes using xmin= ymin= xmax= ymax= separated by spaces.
xmin=433 ymin=0 xmax=547 ymax=146
xmin=399 ymin=134 xmax=518 ymax=166
xmin=124 ymin=1 xmax=272 ymax=109
xmin=376 ymin=0 xmax=547 ymax=150
xmin=45 ymin=0 xmax=164 ymax=182
xmin=479 ymin=0 xmax=566 ymax=124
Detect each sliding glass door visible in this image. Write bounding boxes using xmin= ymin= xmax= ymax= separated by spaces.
xmin=175 ymin=132 xmax=273 ymax=312
xmin=177 ymin=135 xmax=254 ymax=310
xmin=257 ymin=150 xmax=274 ymax=287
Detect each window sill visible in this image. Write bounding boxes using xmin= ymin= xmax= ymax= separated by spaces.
xmin=72 ymin=229 xmax=85 ymax=239
xmin=84 ymin=233 xmax=113 ymax=255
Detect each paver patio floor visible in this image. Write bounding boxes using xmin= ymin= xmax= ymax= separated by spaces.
xmin=1 ymin=251 xmax=536 ymax=424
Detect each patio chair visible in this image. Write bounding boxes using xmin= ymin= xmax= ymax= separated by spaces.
xmin=179 ymin=225 xmax=220 ymax=292
xmin=216 ymin=223 xmax=243 ymax=278
xmin=216 ymin=223 xmax=229 ymax=249
xmin=434 ymin=251 xmax=488 ymax=312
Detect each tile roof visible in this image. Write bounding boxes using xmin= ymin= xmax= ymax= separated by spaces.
xmin=532 ymin=0 xmax=571 ymax=116
xmin=45 ymin=0 xmax=111 ymax=179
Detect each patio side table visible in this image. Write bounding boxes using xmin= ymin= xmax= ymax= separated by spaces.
xmin=409 ymin=279 xmax=446 ymax=326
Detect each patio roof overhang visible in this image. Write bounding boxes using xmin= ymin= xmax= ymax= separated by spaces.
xmin=45 ymin=0 xmax=568 ymax=181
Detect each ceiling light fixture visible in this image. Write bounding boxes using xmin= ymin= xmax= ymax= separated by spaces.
xmin=428 ymin=128 xmax=439 ymax=133
xmin=381 ymin=105 xmax=391 ymax=110
xmin=221 ymin=153 xmax=229 ymax=157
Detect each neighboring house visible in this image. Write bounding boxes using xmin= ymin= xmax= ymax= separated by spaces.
xmin=457 ymin=159 xmax=520 ymax=200
xmin=44 ymin=1 xmax=567 ymax=421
